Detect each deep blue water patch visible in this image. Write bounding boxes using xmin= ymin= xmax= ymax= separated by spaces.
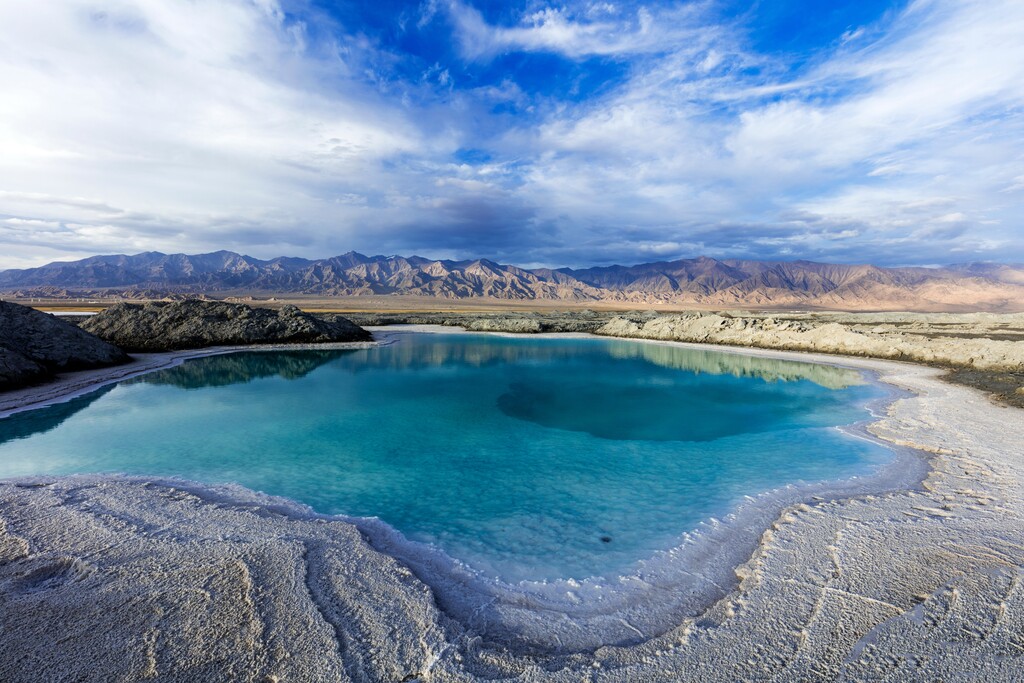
xmin=0 ymin=333 xmax=893 ymax=582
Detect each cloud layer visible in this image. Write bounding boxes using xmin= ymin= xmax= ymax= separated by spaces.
xmin=0 ymin=0 xmax=1021 ymax=269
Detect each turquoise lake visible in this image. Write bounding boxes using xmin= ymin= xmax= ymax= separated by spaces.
xmin=0 ymin=332 xmax=894 ymax=582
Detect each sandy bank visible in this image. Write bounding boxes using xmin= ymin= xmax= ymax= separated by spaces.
xmin=0 ymin=336 xmax=1023 ymax=681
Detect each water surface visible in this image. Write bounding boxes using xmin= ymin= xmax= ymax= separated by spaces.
xmin=0 ymin=332 xmax=893 ymax=582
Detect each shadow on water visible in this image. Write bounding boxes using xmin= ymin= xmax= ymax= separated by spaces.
xmin=352 ymin=333 xmax=871 ymax=443
xmin=0 ymin=385 xmax=115 ymax=447
xmin=128 ymin=349 xmax=360 ymax=390
xmin=498 ymin=376 xmax=820 ymax=442
xmin=491 ymin=339 xmax=869 ymax=442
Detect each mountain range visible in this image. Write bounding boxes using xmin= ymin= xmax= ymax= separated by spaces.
xmin=2 ymin=250 xmax=1023 ymax=312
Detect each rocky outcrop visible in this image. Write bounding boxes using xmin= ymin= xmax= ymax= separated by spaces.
xmin=80 ymin=300 xmax=371 ymax=352
xmin=0 ymin=302 xmax=129 ymax=390
xmin=596 ymin=312 xmax=1024 ymax=371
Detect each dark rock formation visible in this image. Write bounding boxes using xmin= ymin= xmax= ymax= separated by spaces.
xmin=0 ymin=348 xmax=46 ymax=391
xmin=0 ymin=302 xmax=129 ymax=390
xmin=80 ymin=300 xmax=372 ymax=352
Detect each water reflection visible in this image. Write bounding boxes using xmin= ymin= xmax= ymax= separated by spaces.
xmin=348 ymin=335 xmax=575 ymax=372
xmin=130 ymin=350 xmax=357 ymax=390
xmin=147 ymin=335 xmax=860 ymax=393
xmin=363 ymin=333 xmax=863 ymax=389
xmin=0 ymin=351 xmax=358 ymax=448
xmin=0 ymin=386 xmax=113 ymax=447
xmin=0 ymin=335 xmax=865 ymax=451
xmin=604 ymin=341 xmax=863 ymax=389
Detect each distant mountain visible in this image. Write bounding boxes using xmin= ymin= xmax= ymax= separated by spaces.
xmin=946 ymin=262 xmax=1024 ymax=285
xmin=2 ymin=251 xmax=1023 ymax=312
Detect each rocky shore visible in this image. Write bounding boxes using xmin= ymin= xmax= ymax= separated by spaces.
xmin=345 ymin=309 xmax=1024 ymax=368
xmin=0 ymin=300 xmax=373 ymax=402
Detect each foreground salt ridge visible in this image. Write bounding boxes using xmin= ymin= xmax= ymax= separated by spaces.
xmin=1 ymin=343 xmax=1023 ymax=680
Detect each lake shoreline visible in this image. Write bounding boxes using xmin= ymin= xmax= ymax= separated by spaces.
xmin=0 ymin=331 xmax=1022 ymax=679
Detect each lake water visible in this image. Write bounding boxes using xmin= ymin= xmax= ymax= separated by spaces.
xmin=0 ymin=332 xmax=894 ymax=582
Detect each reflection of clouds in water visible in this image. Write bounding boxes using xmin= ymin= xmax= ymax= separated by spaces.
xmin=604 ymin=341 xmax=864 ymax=389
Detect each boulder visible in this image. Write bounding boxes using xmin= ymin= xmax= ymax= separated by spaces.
xmin=80 ymin=300 xmax=372 ymax=352
xmin=0 ymin=301 xmax=129 ymax=390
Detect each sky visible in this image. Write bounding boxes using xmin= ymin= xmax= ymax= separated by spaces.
xmin=0 ymin=0 xmax=1022 ymax=270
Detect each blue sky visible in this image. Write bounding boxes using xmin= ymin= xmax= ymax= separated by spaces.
xmin=0 ymin=0 xmax=1021 ymax=269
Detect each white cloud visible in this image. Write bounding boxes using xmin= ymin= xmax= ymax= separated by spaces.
xmin=0 ymin=0 xmax=1021 ymax=269
xmin=446 ymin=1 xmax=707 ymax=60
xmin=0 ymin=0 xmax=436 ymax=265
xmin=505 ymin=0 xmax=1024 ymax=264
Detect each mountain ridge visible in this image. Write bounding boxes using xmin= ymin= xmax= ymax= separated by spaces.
xmin=2 ymin=251 xmax=1023 ymax=312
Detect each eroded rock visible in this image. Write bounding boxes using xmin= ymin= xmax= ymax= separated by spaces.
xmin=80 ymin=300 xmax=372 ymax=352
xmin=0 ymin=302 xmax=129 ymax=390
